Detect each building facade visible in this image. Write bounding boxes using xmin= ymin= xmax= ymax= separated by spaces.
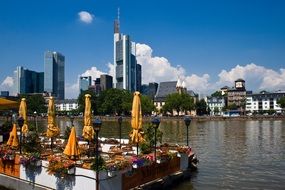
xmin=113 ymin=18 xmax=141 ymax=92
xmin=227 ymin=79 xmax=247 ymax=108
xmin=44 ymin=51 xmax=65 ymax=100
xmin=246 ymin=91 xmax=285 ymax=113
xmin=14 ymin=66 xmax=44 ymax=95
xmin=55 ymin=99 xmax=78 ymax=111
xmin=79 ymin=76 xmax=92 ymax=93
xmin=100 ymin=74 xmax=113 ymax=91
xmin=207 ymin=97 xmax=226 ymax=115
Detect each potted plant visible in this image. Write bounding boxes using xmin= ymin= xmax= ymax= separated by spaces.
xmin=47 ymin=155 xmax=76 ymax=178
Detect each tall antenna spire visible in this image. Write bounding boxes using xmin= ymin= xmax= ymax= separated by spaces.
xmin=114 ymin=7 xmax=120 ymax=33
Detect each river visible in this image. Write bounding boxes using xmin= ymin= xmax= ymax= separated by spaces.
xmin=1 ymin=117 xmax=285 ymax=189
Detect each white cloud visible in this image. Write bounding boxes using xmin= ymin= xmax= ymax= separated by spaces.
xmin=217 ymin=63 xmax=285 ymax=92
xmin=0 ymin=76 xmax=15 ymax=95
xmin=136 ymin=43 xmax=212 ymax=93
xmin=78 ymin=11 xmax=94 ymax=24
xmin=81 ymin=66 xmax=105 ymax=79
xmin=1 ymin=76 xmax=14 ymax=87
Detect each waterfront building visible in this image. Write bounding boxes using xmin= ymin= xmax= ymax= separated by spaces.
xmin=79 ymin=76 xmax=92 ymax=93
xmin=245 ymin=90 xmax=285 ymax=113
xmin=14 ymin=66 xmax=44 ymax=95
xmin=113 ymin=16 xmax=141 ymax=92
xmin=154 ymin=80 xmax=197 ymax=115
xmin=55 ymin=99 xmax=78 ymax=111
xmin=44 ymin=51 xmax=65 ymax=100
xmin=227 ymin=79 xmax=247 ymax=108
xmin=207 ymin=96 xmax=226 ymax=115
xmin=100 ymin=74 xmax=113 ymax=91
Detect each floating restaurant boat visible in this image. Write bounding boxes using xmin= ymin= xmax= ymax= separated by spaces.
xmin=0 ymin=138 xmax=198 ymax=190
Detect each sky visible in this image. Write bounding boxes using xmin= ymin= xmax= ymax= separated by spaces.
xmin=1 ymin=0 xmax=285 ymax=98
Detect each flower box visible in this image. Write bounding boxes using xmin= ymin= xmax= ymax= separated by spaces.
xmin=68 ymin=167 xmax=75 ymax=174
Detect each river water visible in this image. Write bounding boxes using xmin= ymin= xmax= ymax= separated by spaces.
xmin=1 ymin=117 xmax=285 ymax=189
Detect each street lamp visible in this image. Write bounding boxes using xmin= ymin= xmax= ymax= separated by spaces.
xmin=34 ymin=111 xmax=38 ymax=132
xmin=118 ymin=116 xmax=122 ymax=148
xmin=17 ymin=117 xmax=24 ymax=154
xmin=184 ymin=116 xmax=191 ymax=146
xmin=93 ymin=118 xmax=102 ymax=190
xmin=151 ymin=117 xmax=160 ymax=164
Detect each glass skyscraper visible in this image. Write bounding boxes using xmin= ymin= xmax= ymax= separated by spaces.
xmin=14 ymin=66 xmax=44 ymax=95
xmin=113 ymin=17 xmax=141 ymax=92
xmin=44 ymin=51 xmax=65 ymax=100
xmin=79 ymin=76 xmax=92 ymax=93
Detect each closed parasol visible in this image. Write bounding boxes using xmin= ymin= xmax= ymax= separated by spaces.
xmin=19 ymin=98 xmax=28 ymax=135
xmin=46 ymin=97 xmax=60 ymax=138
xmin=130 ymin=91 xmax=145 ymax=144
xmin=82 ymin=94 xmax=94 ymax=141
xmin=7 ymin=123 xmax=19 ymax=147
xmin=63 ymin=127 xmax=80 ymax=158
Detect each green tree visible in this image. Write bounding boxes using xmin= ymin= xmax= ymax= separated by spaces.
xmin=211 ymin=91 xmax=223 ymax=97
xmin=277 ymin=97 xmax=285 ymax=109
xmin=77 ymin=90 xmax=97 ymax=115
xmin=196 ymin=99 xmax=208 ymax=116
xmin=162 ymin=93 xmax=194 ymax=115
xmin=96 ymin=89 xmax=132 ymax=115
xmin=19 ymin=94 xmax=46 ymax=115
xmin=227 ymin=103 xmax=238 ymax=110
xmin=141 ymin=95 xmax=156 ymax=115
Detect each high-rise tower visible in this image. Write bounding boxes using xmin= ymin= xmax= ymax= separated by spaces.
xmin=113 ymin=10 xmax=141 ymax=92
xmin=44 ymin=51 xmax=65 ymax=100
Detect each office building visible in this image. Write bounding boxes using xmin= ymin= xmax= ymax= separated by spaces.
xmin=79 ymin=76 xmax=92 ymax=93
xmin=14 ymin=66 xmax=44 ymax=95
xmin=100 ymin=74 xmax=113 ymax=91
xmin=113 ymin=16 xmax=141 ymax=92
xmin=44 ymin=51 xmax=65 ymax=100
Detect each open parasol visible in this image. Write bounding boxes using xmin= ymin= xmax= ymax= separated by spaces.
xmin=63 ymin=127 xmax=80 ymax=159
xmin=82 ymin=94 xmax=94 ymax=141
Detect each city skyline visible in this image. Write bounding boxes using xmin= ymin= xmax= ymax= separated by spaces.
xmin=1 ymin=0 xmax=285 ymax=98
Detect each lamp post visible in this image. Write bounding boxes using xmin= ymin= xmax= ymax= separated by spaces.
xmin=93 ymin=118 xmax=102 ymax=190
xmin=34 ymin=111 xmax=38 ymax=132
xmin=118 ymin=116 xmax=122 ymax=148
xmin=17 ymin=117 xmax=24 ymax=154
xmin=184 ymin=116 xmax=191 ymax=146
xmin=151 ymin=117 xmax=160 ymax=164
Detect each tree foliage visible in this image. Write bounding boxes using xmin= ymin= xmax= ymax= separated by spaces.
xmin=277 ymin=97 xmax=285 ymax=109
xmin=162 ymin=93 xmax=194 ymax=115
xmin=19 ymin=94 xmax=46 ymax=114
xmin=195 ymin=99 xmax=208 ymax=116
xmin=211 ymin=91 xmax=223 ymax=97
xmin=141 ymin=95 xmax=156 ymax=115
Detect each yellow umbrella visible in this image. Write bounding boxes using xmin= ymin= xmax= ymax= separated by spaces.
xmin=19 ymin=98 xmax=28 ymax=134
xmin=7 ymin=123 xmax=19 ymax=147
xmin=130 ymin=91 xmax=145 ymax=144
xmin=63 ymin=127 xmax=80 ymax=158
xmin=82 ymin=94 xmax=94 ymax=141
xmin=46 ymin=97 xmax=60 ymax=138
xmin=0 ymin=98 xmax=18 ymax=110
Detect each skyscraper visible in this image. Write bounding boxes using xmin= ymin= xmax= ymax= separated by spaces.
xmin=113 ymin=15 xmax=141 ymax=92
xmin=44 ymin=51 xmax=65 ymax=100
xmin=14 ymin=66 xmax=44 ymax=95
xmin=79 ymin=76 xmax=92 ymax=93
xmin=100 ymin=74 xmax=113 ymax=91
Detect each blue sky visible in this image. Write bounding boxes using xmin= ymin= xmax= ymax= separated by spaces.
xmin=1 ymin=0 xmax=285 ymax=98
